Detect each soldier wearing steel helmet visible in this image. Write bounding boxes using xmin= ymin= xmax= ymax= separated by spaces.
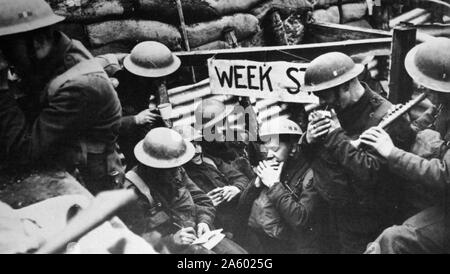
xmin=238 ymin=118 xmax=327 ymax=254
xmin=301 ymin=52 xmax=415 ymax=253
xmin=360 ymin=38 xmax=450 ymax=254
xmin=96 ymin=41 xmax=181 ymax=169
xmin=194 ymin=98 xmax=261 ymax=180
xmin=175 ymin=125 xmax=250 ymax=238
xmin=119 ymin=127 xmax=247 ymax=254
xmin=0 ymin=0 xmax=123 ymax=195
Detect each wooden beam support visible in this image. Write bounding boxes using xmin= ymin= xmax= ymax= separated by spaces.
xmin=306 ymin=22 xmax=391 ymax=43
xmin=389 ymin=24 xmax=417 ymax=104
xmin=175 ymin=38 xmax=392 ymax=67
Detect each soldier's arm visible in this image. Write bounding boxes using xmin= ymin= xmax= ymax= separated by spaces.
xmin=216 ymin=158 xmax=250 ymax=191
xmin=266 ymin=170 xmax=316 ymax=229
xmin=95 ymin=53 xmax=126 ymax=77
xmin=387 ymin=146 xmax=450 ymax=191
xmin=236 ymin=178 xmax=262 ymax=223
xmin=323 ymin=128 xmax=383 ymax=181
xmin=181 ymin=168 xmax=216 ymax=227
xmin=0 ymin=79 xmax=94 ymax=165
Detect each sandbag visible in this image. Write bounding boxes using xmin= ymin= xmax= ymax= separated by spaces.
xmin=205 ymin=0 xmax=264 ymax=15
xmin=47 ymin=0 xmax=134 ymax=22
xmin=251 ymin=0 xmax=313 ymax=21
xmin=193 ymin=40 xmax=232 ymax=51
xmin=137 ymin=0 xmax=219 ymax=24
xmin=240 ymin=30 xmax=267 ymax=48
xmin=187 ymin=13 xmax=260 ymax=48
xmin=90 ymin=41 xmax=136 ymax=57
xmin=341 ymin=2 xmax=368 ymax=23
xmin=137 ymin=0 xmax=264 ymax=24
xmin=86 ymin=20 xmax=182 ymax=50
xmin=312 ymin=0 xmax=361 ymax=9
xmin=312 ymin=6 xmax=340 ymax=24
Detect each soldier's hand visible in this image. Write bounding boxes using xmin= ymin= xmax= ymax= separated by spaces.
xmin=197 ymin=223 xmax=210 ymax=237
xmin=134 ymin=109 xmax=161 ymax=126
xmin=360 ymin=127 xmax=394 ymax=158
xmin=173 ymin=227 xmax=197 ymax=246
xmin=207 ymin=188 xmax=225 ymax=206
xmin=222 ymin=186 xmax=241 ymax=202
xmin=256 ymin=161 xmax=284 ymax=188
xmin=306 ymin=118 xmax=332 ymax=144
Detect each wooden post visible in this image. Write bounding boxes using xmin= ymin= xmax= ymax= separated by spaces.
xmin=175 ymin=0 xmax=197 ymax=84
xmin=223 ymin=28 xmax=259 ymax=134
xmin=388 ymin=23 xmax=417 ymax=104
xmin=156 ymin=79 xmax=173 ymax=128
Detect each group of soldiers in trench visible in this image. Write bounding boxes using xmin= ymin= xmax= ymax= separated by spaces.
xmin=1 ymin=0 xmax=450 ymax=254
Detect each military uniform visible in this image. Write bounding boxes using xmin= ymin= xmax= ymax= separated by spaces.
xmin=184 ymin=155 xmax=249 ymax=234
xmin=304 ymin=86 xmax=415 ymax=253
xmin=0 ymin=32 xmax=123 ymax=194
xmin=119 ymin=166 xmax=246 ymax=254
xmin=369 ymin=105 xmax=450 ymax=253
xmin=239 ymin=151 xmax=326 ymax=254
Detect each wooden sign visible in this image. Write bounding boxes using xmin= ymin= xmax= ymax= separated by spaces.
xmin=208 ymin=58 xmax=319 ymax=104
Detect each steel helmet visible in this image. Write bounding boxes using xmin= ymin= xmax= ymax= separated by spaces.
xmin=134 ymin=127 xmax=195 ymax=169
xmin=173 ymin=125 xmax=203 ymax=142
xmin=194 ymin=98 xmax=235 ymax=129
xmin=405 ymin=37 xmax=450 ymax=93
xmin=124 ymin=41 xmax=181 ymax=78
xmin=0 ymin=0 xmax=65 ymax=37
xmin=303 ymin=52 xmax=364 ymax=93
xmin=259 ymin=117 xmax=303 ymax=138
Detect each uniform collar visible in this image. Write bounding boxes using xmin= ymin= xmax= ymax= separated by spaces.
xmin=337 ymin=84 xmax=373 ymax=132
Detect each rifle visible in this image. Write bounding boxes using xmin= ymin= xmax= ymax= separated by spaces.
xmin=351 ymin=92 xmax=428 ymax=147
xmin=35 ymin=189 xmax=138 ymax=254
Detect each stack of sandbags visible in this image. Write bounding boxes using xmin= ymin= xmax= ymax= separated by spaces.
xmin=311 ymin=0 xmax=371 ymax=27
xmin=47 ymin=0 xmax=270 ymax=54
xmin=86 ymin=20 xmax=183 ymax=51
xmin=138 ymin=0 xmax=265 ymax=24
xmin=48 ymin=0 xmax=135 ymax=22
xmin=313 ymin=0 xmax=361 ymax=9
xmin=186 ymin=13 xmax=260 ymax=48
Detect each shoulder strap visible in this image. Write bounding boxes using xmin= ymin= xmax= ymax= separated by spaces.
xmin=47 ymin=59 xmax=106 ymax=98
xmin=125 ymin=170 xmax=155 ymax=207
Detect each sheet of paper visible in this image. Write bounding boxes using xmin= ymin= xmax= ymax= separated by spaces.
xmin=192 ymin=229 xmax=223 ymax=245
xmin=202 ymin=233 xmax=226 ymax=250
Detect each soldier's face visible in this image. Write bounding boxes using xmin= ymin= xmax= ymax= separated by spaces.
xmin=317 ymin=84 xmax=352 ymax=111
xmin=264 ymin=138 xmax=291 ymax=163
xmin=191 ymin=142 xmax=203 ymax=165
xmin=317 ymin=88 xmax=340 ymax=109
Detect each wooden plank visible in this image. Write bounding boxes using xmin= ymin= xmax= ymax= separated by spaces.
xmin=415 ymin=0 xmax=450 ymax=17
xmin=175 ymin=38 xmax=392 ymax=67
xmin=389 ymin=25 xmax=417 ymax=104
xmin=306 ymin=22 xmax=391 ymax=43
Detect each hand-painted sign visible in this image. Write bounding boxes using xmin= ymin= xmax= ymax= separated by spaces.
xmin=208 ymin=58 xmax=319 ymax=104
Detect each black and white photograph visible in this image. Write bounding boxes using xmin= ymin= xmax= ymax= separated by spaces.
xmin=1 ymin=0 xmax=450 ymax=258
